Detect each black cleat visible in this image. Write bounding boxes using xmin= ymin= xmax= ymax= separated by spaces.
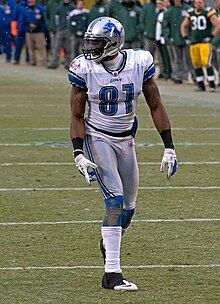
xmin=102 ymin=272 xmax=138 ymax=291
xmin=173 ymin=79 xmax=183 ymax=84
xmin=195 ymin=81 xmax=206 ymax=91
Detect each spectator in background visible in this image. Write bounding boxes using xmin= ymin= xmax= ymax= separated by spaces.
xmin=212 ymin=35 xmax=220 ymax=85
xmin=88 ymin=0 xmax=109 ymax=24
xmin=155 ymin=0 xmax=172 ymax=80
xmin=140 ymin=0 xmax=157 ymax=52
xmin=205 ymin=0 xmax=215 ymax=7
xmin=45 ymin=0 xmax=60 ymax=58
xmin=11 ymin=0 xmax=29 ymax=65
xmin=181 ymin=0 xmax=220 ymax=91
xmin=47 ymin=0 xmax=75 ymax=69
xmin=140 ymin=0 xmax=164 ymax=78
xmin=108 ymin=0 xmax=142 ymax=49
xmin=163 ymin=0 xmax=194 ymax=84
xmin=0 ymin=0 xmax=15 ymax=62
xmin=68 ymin=0 xmax=88 ymax=58
xmin=22 ymin=0 xmax=47 ymax=66
xmin=211 ymin=0 xmax=220 ymax=85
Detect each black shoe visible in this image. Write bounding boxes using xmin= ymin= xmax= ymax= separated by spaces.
xmin=195 ymin=81 xmax=206 ymax=91
xmin=47 ymin=64 xmax=58 ymax=69
xmin=195 ymin=86 xmax=206 ymax=92
xmin=99 ymin=238 xmax=106 ymax=264
xmin=209 ymin=80 xmax=215 ymax=92
xmin=102 ymin=272 xmax=138 ymax=291
xmin=173 ymin=79 xmax=183 ymax=84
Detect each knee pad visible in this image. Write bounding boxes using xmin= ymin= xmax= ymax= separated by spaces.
xmin=102 ymin=196 xmax=123 ymax=227
xmin=121 ymin=208 xmax=135 ymax=230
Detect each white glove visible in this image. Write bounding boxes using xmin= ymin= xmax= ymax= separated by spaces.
xmin=160 ymin=148 xmax=178 ymax=179
xmin=75 ymin=154 xmax=97 ymax=185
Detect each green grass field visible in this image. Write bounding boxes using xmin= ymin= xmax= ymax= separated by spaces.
xmin=0 ymin=59 xmax=220 ymax=304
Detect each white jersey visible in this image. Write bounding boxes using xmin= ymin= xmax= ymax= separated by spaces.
xmin=68 ymin=49 xmax=155 ymax=135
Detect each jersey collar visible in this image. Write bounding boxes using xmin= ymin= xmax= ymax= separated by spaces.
xmin=101 ymin=51 xmax=127 ymax=76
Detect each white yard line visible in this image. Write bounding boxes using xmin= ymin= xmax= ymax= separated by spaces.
xmin=0 ymin=161 xmax=220 ymax=166
xmin=0 ymin=186 xmax=219 ymax=192
xmin=1 ymin=127 xmax=220 ymax=131
xmin=1 ymin=142 xmax=220 ymax=147
xmin=0 ymin=264 xmax=219 ymax=271
xmin=0 ymin=218 xmax=219 ymax=226
xmin=1 ymin=114 xmax=220 ymax=118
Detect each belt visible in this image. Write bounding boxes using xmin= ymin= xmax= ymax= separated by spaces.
xmin=86 ymin=121 xmax=132 ymax=138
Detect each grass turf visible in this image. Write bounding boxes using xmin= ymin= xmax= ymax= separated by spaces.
xmin=0 ymin=60 xmax=220 ymax=303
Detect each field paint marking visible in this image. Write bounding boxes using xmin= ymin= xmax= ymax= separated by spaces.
xmin=1 ymin=143 xmax=220 ymax=147
xmin=1 ymin=127 xmax=220 ymax=131
xmin=1 ymin=114 xmax=220 ymax=118
xmin=0 ymin=264 xmax=219 ymax=271
xmin=0 ymin=218 xmax=220 ymax=226
xmin=0 ymin=186 xmax=220 ymax=192
xmin=1 ymin=161 xmax=220 ymax=166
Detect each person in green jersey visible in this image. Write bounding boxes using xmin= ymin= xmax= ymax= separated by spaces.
xmin=181 ymin=0 xmax=220 ymax=91
xmin=162 ymin=0 xmax=195 ymax=84
xmin=88 ymin=0 xmax=109 ymax=24
xmin=108 ymin=0 xmax=143 ymax=48
xmin=211 ymin=0 xmax=220 ymax=86
xmin=47 ymin=0 xmax=75 ymax=69
xmin=68 ymin=0 xmax=88 ymax=58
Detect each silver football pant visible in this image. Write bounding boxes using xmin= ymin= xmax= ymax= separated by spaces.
xmin=85 ymin=134 xmax=139 ymax=210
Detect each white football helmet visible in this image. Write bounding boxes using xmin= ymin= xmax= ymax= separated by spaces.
xmin=83 ymin=17 xmax=125 ymax=63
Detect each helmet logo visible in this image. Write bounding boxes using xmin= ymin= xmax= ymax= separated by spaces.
xmin=103 ymin=22 xmax=121 ymax=37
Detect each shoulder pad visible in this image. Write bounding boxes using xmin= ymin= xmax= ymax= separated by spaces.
xmin=131 ymin=49 xmax=155 ymax=81
xmin=205 ymin=7 xmax=212 ymax=12
xmin=68 ymin=55 xmax=88 ymax=90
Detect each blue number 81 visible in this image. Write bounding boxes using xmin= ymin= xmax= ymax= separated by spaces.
xmin=99 ymin=83 xmax=134 ymax=116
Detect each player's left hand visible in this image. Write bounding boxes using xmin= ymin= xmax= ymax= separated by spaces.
xmin=160 ymin=148 xmax=178 ymax=179
xmin=75 ymin=154 xmax=98 ymax=185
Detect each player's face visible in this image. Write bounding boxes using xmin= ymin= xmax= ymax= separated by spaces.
xmin=83 ymin=37 xmax=107 ymax=61
xmin=194 ymin=0 xmax=205 ymax=11
xmin=173 ymin=0 xmax=181 ymax=7
xmin=28 ymin=0 xmax=36 ymax=6
xmin=156 ymin=2 xmax=165 ymax=10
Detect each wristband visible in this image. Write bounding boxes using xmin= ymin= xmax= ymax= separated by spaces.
xmin=160 ymin=129 xmax=174 ymax=149
xmin=72 ymin=137 xmax=84 ymax=157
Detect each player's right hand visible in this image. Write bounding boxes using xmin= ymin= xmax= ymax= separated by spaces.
xmin=160 ymin=148 xmax=178 ymax=179
xmin=74 ymin=154 xmax=97 ymax=185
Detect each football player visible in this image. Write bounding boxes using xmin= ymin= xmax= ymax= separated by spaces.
xmin=68 ymin=17 xmax=177 ymax=291
xmin=181 ymin=0 xmax=220 ymax=91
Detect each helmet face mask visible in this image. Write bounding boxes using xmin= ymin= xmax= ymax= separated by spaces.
xmin=82 ymin=17 xmax=125 ymax=63
xmin=83 ymin=37 xmax=110 ymax=61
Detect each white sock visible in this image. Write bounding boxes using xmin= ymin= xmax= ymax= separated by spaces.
xmin=102 ymin=226 xmax=122 ymax=273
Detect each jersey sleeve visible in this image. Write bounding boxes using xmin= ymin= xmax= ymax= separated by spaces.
xmin=68 ymin=56 xmax=88 ymax=91
xmin=206 ymin=7 xmax=216 ymax=19
xmin=186 ymin=7 xmax=193 ymax=19
xmin=142 ymin=51 xmax=156 ymax=82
